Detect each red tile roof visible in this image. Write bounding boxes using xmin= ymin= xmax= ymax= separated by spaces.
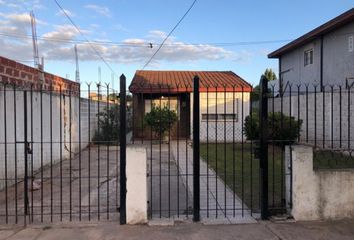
xmin=129 ymin=70 xmax=252 ymax=93
xmin=269 ymin=8 xmax=354 ymax=58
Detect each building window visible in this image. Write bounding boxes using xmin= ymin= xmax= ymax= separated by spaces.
xmin=304 ymin=49 xmax=313 ymax=66
xmin=349 ymin=36 xmax=354 ymax=52
xmin=201 ymin=113 xmax=238 ymax=121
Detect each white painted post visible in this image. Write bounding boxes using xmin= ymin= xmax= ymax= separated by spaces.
xmin=126 ymin=147 xmax=148 ymax=224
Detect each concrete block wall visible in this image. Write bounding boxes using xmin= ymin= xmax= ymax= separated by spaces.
xmin=0 ymin=85 xmax=111 ymax=190
xmin=270 ymin=90 xmax=354 ymax=149
xmin=0 ymin=56 xmax=79 ymax=95
xmin=285 ymin=145 xmax=354 ymax=220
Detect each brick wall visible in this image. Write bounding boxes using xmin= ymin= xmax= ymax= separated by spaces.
xmin=0 ymin=56 xmax=80 ymax=95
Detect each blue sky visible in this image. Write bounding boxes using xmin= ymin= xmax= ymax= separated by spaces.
xmin=0 ymin=0 xmax=353 ymax=90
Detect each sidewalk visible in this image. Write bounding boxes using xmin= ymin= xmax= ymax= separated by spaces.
xmin=1 ymin=220 xmax=354 ymax=240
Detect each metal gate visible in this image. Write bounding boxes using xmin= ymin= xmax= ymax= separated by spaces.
xmin=128 ymin=73 xmax=287 ymax=223
xmin=0 ymin=77 xmax=128 ymax=224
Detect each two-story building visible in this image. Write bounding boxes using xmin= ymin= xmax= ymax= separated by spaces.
xmin=269 ymin=8 xmax=354 ymax=93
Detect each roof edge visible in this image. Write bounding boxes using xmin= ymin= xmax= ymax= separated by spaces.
xmin=268 ymin=8 xmax=354 ymax=58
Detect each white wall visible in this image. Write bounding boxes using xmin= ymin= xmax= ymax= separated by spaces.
xmin=190 ymin=92 xmax=250 ymax=142
xmin=285 ymin=145 xmax=354 ymax=220
xmin=270 ymin=90 xmax=354 ymax=150
xmin=0 ymin=85 xmax=109 ymax=190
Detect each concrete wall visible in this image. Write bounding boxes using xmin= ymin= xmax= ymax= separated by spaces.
xmin=280 ymin=21 xmax=354 ymax=90
xmin=270 ymin=90 xmax=354 ymax=150
xmin=285 ymin=145 xmax=354 ymax=220
xmin=190 ymin=92 xmax=250 ymax=142
xmin=0 ymin=85 xmax=109 ymax=190
xmin=126 ymin=147 xmax=147 ymax=224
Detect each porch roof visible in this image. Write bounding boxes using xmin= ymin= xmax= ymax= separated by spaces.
xmin=129 ymin=70 xmax=252 ymax=94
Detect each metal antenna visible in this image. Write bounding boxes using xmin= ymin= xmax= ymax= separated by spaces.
xmin=30 ymin=11 xmax=41 ymax=70
xmin=74 ymin=44 xmax=80 ymax=83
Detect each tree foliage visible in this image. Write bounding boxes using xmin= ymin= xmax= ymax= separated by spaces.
xmin=93 ymin=105 xmax=120 ymax=145
xmin=144 ymin=105 xmax=178 ymax=138
xmin=251 ymin=68 xmax=277 ymax=101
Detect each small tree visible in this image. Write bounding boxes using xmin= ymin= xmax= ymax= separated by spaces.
xmin=244 ymin=111 xmax=302 ymax=145
xmin=251 ymin=69 xmax=277 ymax=101
xmin=144 ymin=105 xmax=177 ymax=139
xmin=93 ymin=105 xmax=120 ymax=145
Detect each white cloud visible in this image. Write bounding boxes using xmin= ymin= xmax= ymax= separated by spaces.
xmin=84 ymin=4 xmax=111 ymax=17
xmin=56 ymin=9 xmax=75 ymax=17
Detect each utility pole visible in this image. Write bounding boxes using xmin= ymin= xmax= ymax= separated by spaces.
xmin=74 ymin=44 xmax=80 ymax=83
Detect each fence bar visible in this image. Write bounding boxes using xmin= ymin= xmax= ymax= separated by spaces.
xmin=23 ymin=91 xmax=29 ymax=220
xmin=193 ymin=75 xmax=200 ymax=222
xmin=259 ymin=76 xmax=269 ymax=220
xmin=119 ymin=74 xmax=127 ymax=224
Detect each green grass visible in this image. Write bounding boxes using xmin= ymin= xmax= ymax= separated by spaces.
xmin=200 ymin=143 xmax=284 ymax=212
xmin=314 ymin=150 xmax=354 ymax=169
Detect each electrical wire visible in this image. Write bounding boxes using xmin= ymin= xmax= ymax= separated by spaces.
xmin=142 ymin=0 xmax=198 ymax=69
xmin=53 ymin=0 xmax=118 ymax=77
xmin=0 ymin=31 xmax=293 ymax=47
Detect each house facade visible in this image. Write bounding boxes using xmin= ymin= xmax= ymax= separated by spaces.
xmin=268 ymin=8 xmax=354 ymax=93
xmin=129 ymin=70 xmax=252 ymax=142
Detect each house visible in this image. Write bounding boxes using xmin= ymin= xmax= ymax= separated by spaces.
xmin=129 ymin=70 xmax=252 ymax=142
xmin=268 ymin=8 xmax=354 ymax=93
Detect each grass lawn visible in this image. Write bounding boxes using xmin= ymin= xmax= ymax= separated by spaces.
xmin=200 ymin=143 xmax=284 ymax=213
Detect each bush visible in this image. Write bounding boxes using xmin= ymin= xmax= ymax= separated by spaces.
xmin=93 ymin=105 xmax=120 ymax=145
xmin=144 ymin=105 xmax=177 ymax=138
xmin=244 ymin=111 xmax=302 ymax=145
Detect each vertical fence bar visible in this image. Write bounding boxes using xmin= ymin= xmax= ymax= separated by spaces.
xmin=339 ymin=86 xmax=342 ymax=148
xmin=215 ymin=86 xmax=218 ymax=218
xmin=159 ymin=85 xmax=162 ymax=218
xmin=223 ymin=85 xmax=227 ymax=217
xmin=193 ymin=75 xmax=200 ymax=222
xmin=106 ymin=84 xmax=110 ymax=220
xmin=69 ymin=86 xmax=73 ymax=221
xmin=314 ymin=85 xmax=317 ymax=147
xmin=271 ymin=85 xmax=275 ymax=208
xmin=149 ymin=84 xmax=153 ymax=218
xmin=206 ymin=86 xmax=210 ymax=218
xmin=3 ymin=84 xmax=8 ymax=224
xmin=88 ymin=84 xmax=92 ymax=220
xmin=23 ymin=91 xmax=29 ymax=222
xmin=259 ymin=76 xmax=269 ymax=220
xmin=59 ymin=86 xmax=63 ymax=221
xmin=322 ymin=87 xmax=325 ymax=149
xmin=348 ymin=86 xmax=351 ymax=150
xmin=241 ymin=86 xmax=244 ymax=217
xmin=13 ymin=86 xmax=18 ymax=223
xmin=50 ymin=85 xmax=53 ymax=222
xmin=168 ymin=86 xmax=171 ymax=218
xmin=97 ymin=84 xmax=101 ymax=220
xmin=119 ymin=74 xmax=127 ymax=224
xmin=79 ymin=87 xmax=82 ymax=221
xmin=176 ymin=85 xmax=180 ymax=218
xmin=232 ymin=86 xmax=236 ymax=216
xmin=30 ymin=85 xmax=34 ymax=223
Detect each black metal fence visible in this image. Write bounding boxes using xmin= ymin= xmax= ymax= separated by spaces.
xmin=0 ymin=77 xmax=126 ymax=224
xmin=2 ymin=73 xmax=353 ymax=225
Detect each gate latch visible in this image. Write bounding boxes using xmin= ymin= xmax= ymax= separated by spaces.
xmin=26 ymin=142 xmax=33 ymax=154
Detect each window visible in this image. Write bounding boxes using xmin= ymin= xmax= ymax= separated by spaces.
xmin=304 ymin=49 xmax=313 ymax=66
xmin=349 ymin=36 xmax=354 ymax=52
xmin=201 ymin=113 xmax=238 ymax=121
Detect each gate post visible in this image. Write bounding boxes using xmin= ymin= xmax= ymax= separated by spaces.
xmin=259 ymin=76 xmax=269 ymax=220
xmin=193 ymin=75 xmax=200 ymax=222
xmin=23 ymin=91 xmax=29 ymax=218
xmin=119 ymin=74 xmax=127 ymax=224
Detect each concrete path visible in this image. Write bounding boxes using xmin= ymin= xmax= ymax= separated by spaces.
xmin=1 ymin=220 xmax=354 ymax=240
xmin=171 ymin=141 xmax=256 ymax=224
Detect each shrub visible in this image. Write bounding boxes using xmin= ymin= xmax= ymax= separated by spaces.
xmin=144 ymin=105 xmax=177 ymax=139
xmin=244 ymin=111 xmax=302 ymax=145
xmin=93 ymin=105 xmax=120 ymax=145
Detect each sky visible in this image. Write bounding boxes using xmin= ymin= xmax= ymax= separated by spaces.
xmin=0 ymin=0 xmax=353 ymax=91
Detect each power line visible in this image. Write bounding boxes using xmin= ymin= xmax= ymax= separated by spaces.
xmin=53 ymin=0 xmax=118 ymax=77
xmin=142 ymin=0 xmax=198 ymax=69
xmin=0 ymin=31 xmax=293 ymax=47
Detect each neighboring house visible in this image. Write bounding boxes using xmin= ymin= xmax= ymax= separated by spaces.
xmin=129 ymin=70 xmax=252 ymax=142
xmin=268 ymin=8 xmax=354 ymax=93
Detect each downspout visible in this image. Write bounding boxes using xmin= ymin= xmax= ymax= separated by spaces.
xmin=320 ymin=35 xmax=324 ymax=91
